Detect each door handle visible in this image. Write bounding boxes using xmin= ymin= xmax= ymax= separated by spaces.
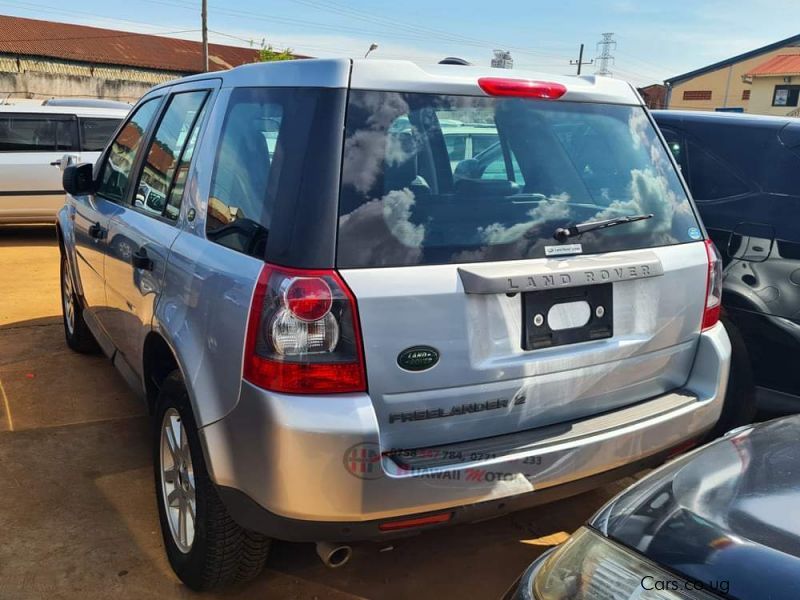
xmin=88 ymin=222 xmax=106 ymax=240
xmin=131 ymin=248 xmax=154 ymax=271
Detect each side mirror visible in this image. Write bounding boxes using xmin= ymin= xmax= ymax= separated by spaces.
xmin=62 ymin=162 xmax=96 ymax=196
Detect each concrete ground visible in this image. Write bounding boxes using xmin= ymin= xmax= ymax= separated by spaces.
xmin=0 ymin=226 xmax=631 ymax=600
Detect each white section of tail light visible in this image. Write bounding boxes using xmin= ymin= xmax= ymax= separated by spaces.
xmin=702 ymin=239 xmax=723 ymax=331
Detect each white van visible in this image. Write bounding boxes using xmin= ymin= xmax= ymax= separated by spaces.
xmin=0 ymin=99 xmax=129 ymax=224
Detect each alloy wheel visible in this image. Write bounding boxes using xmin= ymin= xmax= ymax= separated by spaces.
xmin=160 ymin=408 xmax=196 ymax=553
xmin=61 ymin=259 xmax=75 ymax=335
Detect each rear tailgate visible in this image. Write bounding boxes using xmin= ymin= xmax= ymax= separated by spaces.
xmin=336 ymin=70 xmax=707 ymax=453
xmin=340 ymin=242 xmax=707 ymax=450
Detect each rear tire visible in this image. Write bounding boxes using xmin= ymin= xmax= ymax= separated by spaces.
xmin=705 ymin=317 xmax=757 ymax=441
xmin=153 ymin=371 xmax=271 ymax=590
xmin=60 ymin=252 xmax=99 ymax=353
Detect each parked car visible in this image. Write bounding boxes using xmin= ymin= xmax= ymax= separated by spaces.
xmin=441 ymin=121 xmax=500 ymax=169
xmin=507 ymin=414 xmax=800 ymax=600
xmin=653 ymin=110 xmax=800 ymax=414
xmin=57 ymin=59 xmax=731 ymax=590
xmin=0 ymin=99 xmax=128 ymax=224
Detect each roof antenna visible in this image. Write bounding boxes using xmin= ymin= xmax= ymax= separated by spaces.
xmin=439 ymin=57 xmax=471 ymax=66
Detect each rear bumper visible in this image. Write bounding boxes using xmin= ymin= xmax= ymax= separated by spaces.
xmin=200 ymin=323 xmax=730 ymax=541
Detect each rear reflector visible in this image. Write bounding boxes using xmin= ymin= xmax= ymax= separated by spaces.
xmin=478 ymin=77 xmax=567 ymax=99
xmin=378 ymin=512 xmax=453 ymax=532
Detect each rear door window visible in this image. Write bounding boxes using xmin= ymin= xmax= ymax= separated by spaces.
xmin=133 ymin=90 xmax=209 ymax=220
xmin=337 ymin=91 xmax=700 ymax=268
xmin=0 ymin=113 xmax=78 ymax=152
xmin=79 ymin=118 xmax=121 ymax=152
xmin=96 ymin=98 xmax=160 ymax=203
xmin=687 ymin=140 xmax=750 ymax=201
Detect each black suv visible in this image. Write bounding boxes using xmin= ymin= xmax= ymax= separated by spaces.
xmin=654 ymin=110 xmax=800 ymax=413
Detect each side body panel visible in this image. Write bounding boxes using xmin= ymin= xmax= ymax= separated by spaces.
xmin=0 ymin=149 xmax=71 ymax=222
xmin=656 ymin=113 xmax=800 ymax=401
xmin=102 ymin=81 xmax=221 ymax=380
xmin=154 ymin=87 xmax=263 ymax=426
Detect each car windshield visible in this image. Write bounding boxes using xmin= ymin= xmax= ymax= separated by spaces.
xmin=337 ymin=91 xmax=699 ymax=268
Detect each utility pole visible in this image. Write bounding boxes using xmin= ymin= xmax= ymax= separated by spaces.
xmin=595 ymin=32 xmax=616 ymax=77
xmin=570 ymin=43 xmax=593 ymax=75
xmin=201 ymin=0 xmax=209 ymax=72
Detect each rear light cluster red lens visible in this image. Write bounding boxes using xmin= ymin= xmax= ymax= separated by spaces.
xmin=478 ymin=77 xmax=567 ymax=99
xmin=244 ymin=264 xmax=367 ymax=394
xmin=702 ymin=239 xmax=723 ymax=331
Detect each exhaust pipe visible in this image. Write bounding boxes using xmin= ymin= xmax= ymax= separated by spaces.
xmin=315 ymin=541 xmax=352 ymax=568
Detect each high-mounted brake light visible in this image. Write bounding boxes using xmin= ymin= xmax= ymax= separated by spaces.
xmin=702 ymin=239 xmax=723 ymax=331
xmin=244 ymin=264 xmax=367 ymax=394
xmin=478 ymin=77 xmax=567 ymax=99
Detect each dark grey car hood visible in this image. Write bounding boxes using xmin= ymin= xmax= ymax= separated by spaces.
xmin=591 ymin=415 xmax=800 ymax=600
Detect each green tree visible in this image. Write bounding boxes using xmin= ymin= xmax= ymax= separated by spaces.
xmin=257 ymin=43 xmax=294 ymax=62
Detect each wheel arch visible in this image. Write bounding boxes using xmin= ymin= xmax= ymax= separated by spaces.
xmin=143 ymin=330 xmax=189 ymax=416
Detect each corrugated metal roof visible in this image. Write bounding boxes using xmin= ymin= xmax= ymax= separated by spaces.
xmin=664 ymin=34 xmax=800 ymax=85
xmin=746 ymin=54 xmax=800 ymax=77
xmin=0 ymin=15 xmax=266 ymax=73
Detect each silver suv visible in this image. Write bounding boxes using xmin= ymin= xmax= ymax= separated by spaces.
xmin=57 ymin=59 xmax=731 ymax=590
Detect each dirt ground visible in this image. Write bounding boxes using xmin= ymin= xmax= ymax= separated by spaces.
xmin=0 ymin=226 xmax=631 ymax=600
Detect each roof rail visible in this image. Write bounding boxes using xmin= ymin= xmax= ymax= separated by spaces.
xmin=43 ymin=98 xmax=132 ymax=110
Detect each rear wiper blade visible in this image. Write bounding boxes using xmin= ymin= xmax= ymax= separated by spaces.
xmin=553 ymin=213 xmax=653 ymax=242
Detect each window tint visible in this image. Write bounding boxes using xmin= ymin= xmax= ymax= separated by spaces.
xmin=97 ymin=98 xmax=160 ymax=202
xmin=661 ymin=128 xmax=687 ymax=174
xmin=444 ymin=133 xmax=467 ymax=163
xmin=472 ymin=133 xmax=499 ymax=155
xmin=79 ymin=118 xmax=121 ymax=152
xmin=134 ymin=91 xmax=208 ymax=220
xmin=687 ymin=141 xmax=749 ymax=200
xmin=164 ymin=100 xmax=209 ymax=221
xmin=0 ymin=114 xmax=77 ymax=152
xmin=338 ymin=91 xmax=699 ymax=268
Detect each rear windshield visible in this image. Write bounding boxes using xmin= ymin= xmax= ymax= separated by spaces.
xmin=337 ymin=91 xmax=700 ymax=268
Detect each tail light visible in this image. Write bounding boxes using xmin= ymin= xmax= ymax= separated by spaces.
xmin=478 ymin=77 xmax=567 ymax=99
xmin=244 ymin=264 xmax=366 ymax=394
xmin=702 ymin=239 xmax=723 ymax=331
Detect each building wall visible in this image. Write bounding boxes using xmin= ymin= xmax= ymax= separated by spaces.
xmin=748 ymin=76 xmax=800 ymax=116
xmin=0 ymin=54 xmax=185 ymax=102
xmin=667 ymin=43 xmax=800 ymax=113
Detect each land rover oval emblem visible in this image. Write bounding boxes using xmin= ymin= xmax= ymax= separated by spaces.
xmin=397 ymin=346 xmax=439 ymax=372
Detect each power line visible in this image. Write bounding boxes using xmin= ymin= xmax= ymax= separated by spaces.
xmin=141 ymin=0 xmax=574 ymax=61
xmin=595 ymin=32 xmax=616 ymax=77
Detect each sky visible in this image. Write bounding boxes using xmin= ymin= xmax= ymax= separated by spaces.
xmin=1 ymin=0 xmax=800 ymax=86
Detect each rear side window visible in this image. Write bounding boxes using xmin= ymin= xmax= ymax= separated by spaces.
xmin=337 ymin=91 xmax=700 ymax=268
xmin=79 ymin=118 xmax=121 ymax=152
xmin=206 ymin=86 xmax=340 ymax=258
xmin=687 ymin=140 xmax=750 ymax=200
xmin=134 ymin=90 xmax=209 ymax=221
xmin=97 ymin=98 xmax=160 ymax=202
xmin=0 ymin=113 xmax=77 ymax=152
